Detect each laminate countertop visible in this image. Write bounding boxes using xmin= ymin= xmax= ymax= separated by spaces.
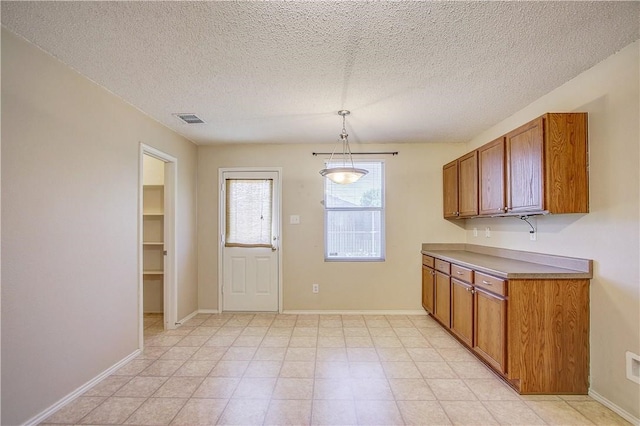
xmin=421 ymin=244 xmax=592 ymax=280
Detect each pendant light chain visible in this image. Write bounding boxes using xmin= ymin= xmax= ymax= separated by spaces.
xmin=319 ymin=110 xmax=369 ymax=184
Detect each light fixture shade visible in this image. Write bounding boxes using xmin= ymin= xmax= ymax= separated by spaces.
xmin=320 ymin=167 xmax=368 ymax=184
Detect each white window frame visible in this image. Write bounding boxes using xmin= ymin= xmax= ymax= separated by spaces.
xmin=323 ymin=160 xmax=386 ymax=262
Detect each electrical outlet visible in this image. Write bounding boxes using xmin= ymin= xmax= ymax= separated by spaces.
xmin=530 ymin=231 xmax=537 ymax=241
xmin=473 ymin=227 xmax=478 ymax=237
xmin=312 ymin=284 xmax=319 ymax=294
xmin=485 ymin=227 xmax=491 ymax=238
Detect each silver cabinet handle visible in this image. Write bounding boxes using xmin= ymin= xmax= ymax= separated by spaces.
xmin=482 ymin=280 xmax=492 ymax=285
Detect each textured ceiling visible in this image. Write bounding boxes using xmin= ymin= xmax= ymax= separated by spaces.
xmin=2 ymin=1 xmax=639 ymax=145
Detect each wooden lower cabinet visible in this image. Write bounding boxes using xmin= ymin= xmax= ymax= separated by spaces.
xmin=450 ymin=279 xmax=473 ymax=347
xmin=421 ymin=255 xmax=590 ymax=394
xmin=473 ymin=288 xmax=507 ymax=373
xmin=421 ymin=265 xmax=435 ymax=313
xmin=434 ymin=271 xmax=451 ymax=327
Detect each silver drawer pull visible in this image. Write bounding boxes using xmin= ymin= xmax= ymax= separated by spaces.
xmin=482 ymin=280 xmax=492 ymax=285
xmin=457 ymin=271 xmax=463 ymax=275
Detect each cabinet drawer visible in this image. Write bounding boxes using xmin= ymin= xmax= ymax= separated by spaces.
xmin=435 ymin=259 xmax=451 ymax=274
xmin=451 ymin=264 xmax=473 ymax=283
xmin=422 ymin=255 xmax=435 ymax=268
xmin=474 ymin=272 xmax=506 ymax=296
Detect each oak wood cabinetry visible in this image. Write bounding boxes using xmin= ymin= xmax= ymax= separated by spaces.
xmin=444 ymin=112 xmax=588 ymax=218
xmin=421 ymin=249 xmax=590 ymax=394
xmin=443 ymin=151 xmax=478 ymax=218
xmin=421 ymin=255 xmax=435 ymax=314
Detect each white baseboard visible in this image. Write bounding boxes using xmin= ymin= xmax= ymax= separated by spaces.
xmin=23 ymin=349 xmax=141 ymax=426
xmin=589 ymin=389 xmax=640 ymax=425
xmin=282 ymin=309 xmax=427 ymax=316
xmin=197 ymin=309 xmax=220 ymax=314
xmin=176 ymin=310 xmax=199 ymax=325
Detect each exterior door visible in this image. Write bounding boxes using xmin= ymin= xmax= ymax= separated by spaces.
xmin=221 ymin=171 xmax=280 ymax=312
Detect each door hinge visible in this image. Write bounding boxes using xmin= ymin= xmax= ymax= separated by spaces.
xmin=163 ymin=250 xmax=167 ymax=255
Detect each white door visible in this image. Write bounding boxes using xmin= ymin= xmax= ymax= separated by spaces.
xmin=221 ymin=170 xmax=280 ymax=312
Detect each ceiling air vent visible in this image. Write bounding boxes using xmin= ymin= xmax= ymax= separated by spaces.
xmin=174 ymin=113 xmax=205 ymax=124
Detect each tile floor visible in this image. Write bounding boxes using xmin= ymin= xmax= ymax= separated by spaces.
xmin=41 ymin=313 xmax=631 ymax=425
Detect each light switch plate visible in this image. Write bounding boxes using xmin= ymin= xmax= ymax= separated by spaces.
xmin=290 ymin=215 xmax=300 ymax=225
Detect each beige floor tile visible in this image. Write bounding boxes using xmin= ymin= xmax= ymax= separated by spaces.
xmin=254 ymin=346 xmax=287 ymax=361
xmin=400 ymin=336 xmax=431 ymax=348
xmin=388 ymin=378 xmax=436 ymax=401
xmin=317 ymin=336 xmax=346 ymax=348
xmin=482 ymin=400 xmax=546 ymax=425
xmin=415 ymin=361 xmax=458 ymax=379
xmin=79 ymin=397 xmax=145 ymax=424
xmin=347 ymin=347 xmax=379 ymax=362
xmin=388 ymin=319 xmax=414 ymax=328
xmin=349 ymin=361 xmax=386 ymax=379
xmin=448 ymin=361 xmax=495 ymax=379
xmin=176 ymin=335 xmax=210 ymax=347
xmin=393 ymin=327 xmax=422 ymax=337
xmin=113 ymin=359 xmax=155 ymax=376
xmin=208 ymin=360 xmax=248 ymax=377
xmin=319 ymin=327 xmax=344 ymax=337
xmin=138 ymin=346 xmax=170 ymax=360
xmin=382 ymin=361 xmax=422 ymax=379
xmin=526 ymin=400 xmax=595 ymax=425
xmin=316 ymin=347 xmax=348 ymax=362
xmin=231 ymin=377 xmax=276 ymax=399
xmin=44 ymin=396 xmax=106 ymax=424
xmin=436 ymin=347 xmax=477 ymax=362
xmin=319 ymin=318 xmax=343 ymax=328
xmin=441 ymin=400 xmax=499 ymax=425
xmin=368 ymin=327 xmax=396 ymax=337
xmin=240 ymin=326 xmax=268 ymax=336
xmin=280 ymin=360 xmax=315 ymax=378
xmin=221 ymin=346 xmax=256 ymax=361
xmin=397 ymin=400 xmax=451 ymax=425
xmin=464 ymin=378 xmax=520 ymax=400
xmin=160 ymin=346 xmax=199 ymax=360
xmin=342 ymin=318 xmax=367 ymax=328
xmin=314 ymin=378 xmax=353 ymax=400
xmin=189 ymin=326 xmax=219 ymax=336
xmin=267 ymin=327 xmax=294 ymax=337
xmin=293 ymin=327 xmax=319 ymax=337
xmin=316 ymin=361 xmax=350 ymax=379
xmin=146 ymin=336 xmax=185 ymax=347
xmin=376 ymin=347 xmax=412 ymax=362
xmin=115 ymin=376 xmax=167 ymax=397
xmin=192 ymin=377 xmax=240 ymax=398
xmin=83 ymin=376 xmax=131 ymax=397
xmin=344 ymin=327 xmax=370 ymax=337
xmin=261 ymin=335 xmax=291 ymax=347
xmin=154 ymin=376 xmax=204 ymax=398
xmin=345 ymin=336 xmax=374 ymax=348
xmin=170 ymin=398 xmax=228 ymax=426
xmin=272 ymin=319 xmax=297 ymax=328
xmin=566 ymin=401 xmax=631 ymax=425
xmin=351 ymin=378 xmax=394 ymax=400
xmin=249 ymin=317 xmax=275 ymax=327
xmin=428 ymin=336 xmax=463 ymax=349
xmin=407 ymin=347 xmax=445 ymax=362
xmin=124 ymin=397 xmax=186 ymax=425
xmin=419 ymin=327 xmax=451 ymax=339
xmin=285 ymin=347 xmax=316 ymax=361
xmin=190 ymin=347 xmax=227 ymax=362
xmin=296 ymin=318 xmax=320 ymax=327
xmin=272 ymin=377 xmax=314 ymax=399
xmin=264 ymin=398 xmax=312 ymax=425
xmin=560 ymin=394 xmax=593 ymax=401
xmin=372 ymin=336 xmax=403 ymax=348
xmin=203 ymin=335 xmax=236 ymax=347
xmin=231 ymin=335 xmax=263 ymax=347
xmin=218 ymin=399 xmax=269 ymax=425
xmin=289 ymin=336 xmax=319 ymax=348
xmin=365 ymin=319 xmax=391 ymax=328
xmin=244 ymin=360 xmax=283 ymax=377
xmin=427 ymin=379 xmax=477 ymax=400
xmin=355 ymin=400 xmax=404 ymax=425
xmin=311 ymin=399 xmax=357 ymax=425
xmin=520 ymin=394 xmax=562 ymax=401
xmin=174 ymin=360 xmax=215 ymax=377
xmin=140 ymin=360 xmax=185 ymax=377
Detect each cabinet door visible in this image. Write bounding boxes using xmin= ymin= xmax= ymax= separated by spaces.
xmin=506 ymin=117 xmax=544 ymax=213
xmin=479 ymin=137 xmax=506 ymax=216
xmin=473 ymin=288 xmax=507 ymax=373
xmin=422 ymin=266 xmax=435 ymax=314
xmin=451 ymin=279 xmax=473 ymax=346
xmin=434 ymin=271 xmax=451 ymax=328
xmin=458 ymin=151 xmax=478 ymax=217
xmin=443 ymin=160 xmax=459 ymax=218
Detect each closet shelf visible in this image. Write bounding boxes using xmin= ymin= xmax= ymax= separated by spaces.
xmin=143 ymin=270 xmax=163 ymax=275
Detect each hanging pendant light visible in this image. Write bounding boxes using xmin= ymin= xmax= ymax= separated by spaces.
xmin=319 ymin=110 xmax=368 ymax=184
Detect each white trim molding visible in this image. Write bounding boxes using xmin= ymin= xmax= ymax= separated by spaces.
xmin=23 ymin=350 xmax=141 ymax=426
xmin=589 ymin=389 xmax=640 ymax=425
xmin=282 ymin=310 xmax=428 ymax=316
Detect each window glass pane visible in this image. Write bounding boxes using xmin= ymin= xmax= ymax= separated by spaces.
xmin=326 ymin=210 xmax=382 ymax=259
xmin=225 ymin=179 xmax=272 ymax=246
xmin=325 ymin=161 xmax=383 ymax=208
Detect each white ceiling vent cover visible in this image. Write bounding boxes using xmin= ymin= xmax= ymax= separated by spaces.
xmin=174 ymin=113 xmax=205 ymax=124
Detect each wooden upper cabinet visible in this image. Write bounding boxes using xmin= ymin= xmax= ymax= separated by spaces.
xmin=506 ymin=113 xmax=589 ymax=214
xmin=443 ymin=160 xmax=459 ymax=218
xmin=458 ymin=151 xmax=479 ymax=217
xmin=478 ymin=137 xmax=506 ymax=216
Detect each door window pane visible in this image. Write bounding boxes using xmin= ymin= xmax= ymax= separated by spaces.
xmin=225 ymin=179 xmax=273 ymax=247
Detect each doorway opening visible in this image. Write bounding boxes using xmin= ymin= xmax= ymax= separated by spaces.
xmin=139 ymin=144 xmax=177 ymax=347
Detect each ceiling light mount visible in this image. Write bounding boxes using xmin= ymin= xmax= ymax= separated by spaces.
xmin=319 ymin=110 xmax=368 ymax=185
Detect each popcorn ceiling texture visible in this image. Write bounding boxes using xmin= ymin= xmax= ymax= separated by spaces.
xmin=2 ymin=1 xmax=638 ymax=145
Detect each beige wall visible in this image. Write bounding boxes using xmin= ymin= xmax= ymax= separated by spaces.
xmin=1 ymin=29 xmax=198 ymax=425
xmin=462 ymin=41 xmax=640 ymax=418
xmin=197 ymin=143 xmax=467 ymax=312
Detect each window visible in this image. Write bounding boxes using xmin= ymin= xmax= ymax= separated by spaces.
xmin=225 ymin=179 xmax=273 ymax=247
xmin=324 ymin=161 xmax=385 ymax=261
